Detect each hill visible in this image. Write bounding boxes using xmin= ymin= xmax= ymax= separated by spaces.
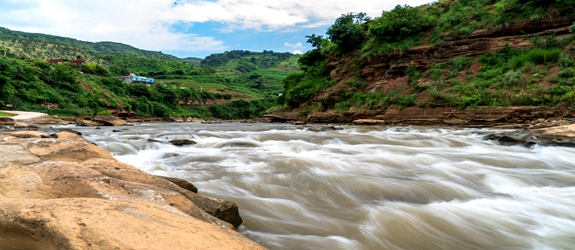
xmin=0 ymin=28 xmax=301 ymax=120
xmin=275 ymin=0 xmax=575 ymax=124
xmin=0 ymin=27 xmax=177 ymax=60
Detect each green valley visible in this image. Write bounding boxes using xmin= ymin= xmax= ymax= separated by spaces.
xmin=0 ymin=27 xmax=300 ymax=120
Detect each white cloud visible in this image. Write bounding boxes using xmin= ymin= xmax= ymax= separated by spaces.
xmin=284 ymin=42 xmax=304 ymax=49
xmin=293 ymin=50 xmax=303 ymax=55
xmin=0 ymin=0 xmax=433 ymax=54
xmin=0 ymin=0 xmax=228 ymax=53
xmin=167 ymin=0 xmax=432 ymax=31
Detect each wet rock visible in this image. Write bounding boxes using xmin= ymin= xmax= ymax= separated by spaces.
xmin=161 ymin=153 xmax=180 ymax=159
xmin=156 ymin=175 xmax=198 ymax=193
xmin=293 ymin=121 xmax=306 ymax=125
xmin=354 ymin=119 xmax=385 ymax=125
xmin=186 ymin=117 xmax=206 ymax=123
xmin=483 ymin=131 xmax=538 ymax=147
xmin=0 ymin=117 xmax=15 ymax=126
xmin=147 ymin=138 xmax=164 ymax=143
xmin=308 ymin=126 xmax=324 ymax=132
xmin=484 ymin=124 xmax=575 ymax=147
xmin=112 ymin=130 xmax=122 ymax=133
xmin=76 ymin=119 xmax=104 ymax=127
xmin=170 ymin=139 xmax=197 ymax=146
xmin=93 ymin=115 xmax=127 ymax=126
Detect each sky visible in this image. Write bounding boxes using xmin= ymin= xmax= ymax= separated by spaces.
xmin=0 ymin=0 xmax=432 ymax=58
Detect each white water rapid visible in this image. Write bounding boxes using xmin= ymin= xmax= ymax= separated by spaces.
xmin=73 ymin=123 xmax=575 ymax=250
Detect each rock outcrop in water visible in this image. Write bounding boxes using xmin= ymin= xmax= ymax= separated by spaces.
xmin=484 ymin=124 xmax=575 ymax=147
xmin=0 ymin=131 xmax=263 ymax=249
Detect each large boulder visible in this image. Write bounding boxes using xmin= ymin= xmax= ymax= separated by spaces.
xmin=92 ymin=115 xmax=127 ymax=126
xmin=0 ymin=132 xmax=264 ymax=249
xmin=0 ymin=198 xmax=263 ymax=250
xmin=82 ymin=158 xmax=243 ymax=228
xmin=0 ymin=117 xmax=15 ymax=126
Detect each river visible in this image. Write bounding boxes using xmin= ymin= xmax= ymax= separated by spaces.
xmin=72 ymin=123 xmax=575 ymax=249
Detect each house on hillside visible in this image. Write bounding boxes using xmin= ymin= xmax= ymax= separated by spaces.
xmin=117 ymin=73 xmax=155 ymax=85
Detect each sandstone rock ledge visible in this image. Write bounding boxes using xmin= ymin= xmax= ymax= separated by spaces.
xmin=0 ymin=131 xmax=266 ymax=249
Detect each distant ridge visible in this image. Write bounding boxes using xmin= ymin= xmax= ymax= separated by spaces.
xmin=0 ymin=26 xmax=202 ymax=62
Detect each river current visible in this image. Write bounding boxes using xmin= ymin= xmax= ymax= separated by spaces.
xmin=72 ymin=123 xmax=575 ymax=249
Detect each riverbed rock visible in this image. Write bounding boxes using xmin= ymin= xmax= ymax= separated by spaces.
xmin=0 ymin=131 xmax=264 ymax=249
xmin=82 ymin=158 xmax=243 ymax=228
xmin=157 ymin=175 xmax=198 ymax=193
xmin=354 ymin=119 xmax=386 ymax=125
xmin=171 ymin=139 xmax=197 ymax=146
xmin=27 ymin=117 xmax=69 ymax=125
xmin=93 ymin=115 xmax=127 ymax=126
xmin=0 ymin=117 xmax=15 ymax=126
xmin=4 ymin=131 xmax=50 ymax=138
xmin=53 ymin=131 xmax=86 ymax=142
xmin=484 ymin=124 xmax=575 ymax=147
xmin=76 ymin=119 xmax=104 ymax=127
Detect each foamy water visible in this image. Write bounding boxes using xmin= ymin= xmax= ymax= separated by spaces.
xmin=73 ymin=123 xmax=575 ymax=249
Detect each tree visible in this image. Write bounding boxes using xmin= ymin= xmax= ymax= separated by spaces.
xmin=305 ymin=34 xmax=325 ymax=49
xmin=368 ymin=5 xmax=435 ymax=43
xmin=326 ymin=12 xmax=370 ymax=52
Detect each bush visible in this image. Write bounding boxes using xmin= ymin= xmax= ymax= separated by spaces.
xmin=369 ymin=5 xmax=435 ymax=43
xmin=502 ymin=70 xmax=525 ymax=86
xmin=510 ymin=49 xmax=561 ymax=68
xmin=394 ymin=94 xmax=417 ymax=108
xmin=326 ymin=13 xmax=370 ymax=52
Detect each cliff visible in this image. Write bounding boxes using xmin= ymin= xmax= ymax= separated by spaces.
xmin=276 ymin=1 xmax=575 ymax=125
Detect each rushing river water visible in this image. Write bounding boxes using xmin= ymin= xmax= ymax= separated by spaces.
xmin=71 ymin=123 xmax=575 ymax=249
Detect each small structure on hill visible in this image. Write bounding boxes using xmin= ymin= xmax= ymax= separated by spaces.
xmin=47 ymin=56 xmax=85 ymax=71
xmin=117 ymin=73 xmax=155 ymax=85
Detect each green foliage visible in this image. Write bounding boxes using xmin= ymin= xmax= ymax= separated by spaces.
xmin=502 ymin=70 xmax=525 ymax=86
xmin=369 ymin=5 xmax=435 ymax=43
xmin=326 ymin=13 xmax=370 ymax=52
xmin=509 ymin=49 xmax=561 ymax=68
xmin=405 ymin=63 xmax=421 ymax=87
xmin=394 ymin=94 xmax=417 ymax=108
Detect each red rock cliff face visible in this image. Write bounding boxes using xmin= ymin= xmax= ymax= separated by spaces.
xmin=279 ymin=18 xmax=575 ymax=125
xmin=349 ymin=19 xmax=575 ymax=83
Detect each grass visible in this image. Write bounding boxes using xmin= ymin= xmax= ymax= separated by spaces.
xmin=0 ymin=111 xmax=17 ymax=117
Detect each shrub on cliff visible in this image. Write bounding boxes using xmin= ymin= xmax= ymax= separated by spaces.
xmin=327 ymin=13 xmax=370 ymax=52
xmin=369 ymin=5 xmax=435 ymax=43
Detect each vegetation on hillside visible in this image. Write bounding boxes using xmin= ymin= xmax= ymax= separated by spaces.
xmin=0 ymin=27 xmax=301 ymax=120
xmin=278 ymin=0 xmax=575 ymax=114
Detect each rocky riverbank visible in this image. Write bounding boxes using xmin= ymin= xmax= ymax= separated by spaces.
xmin=265 ymin=106 xmax=575 ymax=129
xmin=0 ymin=131 xmax=266 ymax=249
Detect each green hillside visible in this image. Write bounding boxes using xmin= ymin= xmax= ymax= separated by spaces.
xmin=0 ymin=27 xmax=301 ymax=120
xmin=0 ymin=27 xmax=177 ymax=60
xmin=278 ymin=0 xmax=575 ymax=114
